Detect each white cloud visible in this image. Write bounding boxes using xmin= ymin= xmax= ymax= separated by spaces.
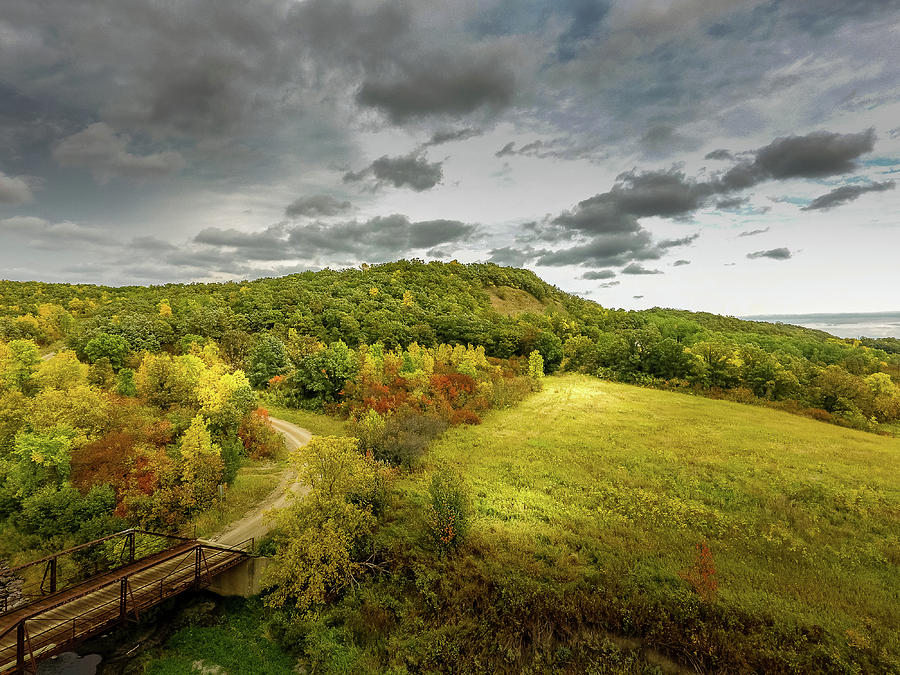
xmin=0 ymin=171 xmax=34 ymax=205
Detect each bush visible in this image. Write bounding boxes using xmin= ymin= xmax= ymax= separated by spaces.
xmin=426 ymin=467 xmax=470 ymax=554
xmin=356 ymin=409 xmax=448 ymax=468
xmin=238 ymin=408 xmax=285 ymax=460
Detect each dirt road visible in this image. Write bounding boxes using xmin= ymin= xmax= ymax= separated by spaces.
xmin=203 ymin=417 xmax=312 ymax=548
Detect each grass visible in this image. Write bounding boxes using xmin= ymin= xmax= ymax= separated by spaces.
xmin=191 ymin=461 xmax=286 ymax=539
xmin=264 ymin=403 xmax=349 ymax=437
xmin=376 ymin=374 xmax=900 ymax=670
xmin=145 ymin=597 xmax=296 ymax=674
xmin=485 ymin=285 xmax=552 ymax=316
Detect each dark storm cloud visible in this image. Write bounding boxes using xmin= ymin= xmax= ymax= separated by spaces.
xmin=747 ymin=248 xmax=792 ymax=260
xmin=372 ymin=153 xmax=443 ymax=190
xmin=802 ymin=180 xmax=895 ymax=211
xmin=738 ymin=226 xmax=769 ymax=237
xmin=0 ymin=216 xmax=110 ymax=247
xmin=424 ymin=127 xmax=482 ymax=146
xmin=537 ymin=231 xmax=655 ymax=267
xmin=487 ymin=245 xmax=538 ymax=267
xmin=657 ymin=234 xmax=699 ymax=249
xmin=639 ymin=125 xmax=700 ymax=158
xmin=194 ymin=224 xmax=292 ymax=259
xmin=285 ymin=194 xmax=353 ymax=219
xmin=495 ymin=142 xmax=516 ymax=158
xmin=356 ymin=46 xmax=518 ymax=123
xmin=752 ymin=128 xmax=876 ymax=178
xmin=52 ymin=123 xmax=186 ymax=182
xmin=409 ymin=220 xmax=476 ymax=248
xmin=705 ymin=149 xmax=734 ymax=161
xmin=192 ymin=214 xmax=476 ymax=265
xmin=555 ymin=168 xmax=715 ymax=236
xmin=672 ymin=259 xmax=690 ymax=266
xmin=718 ymin=129 xmax=878 ymax=190
xmin=622 ymin=263 xmax=663 ymax=275
xmin=0 ymin=0 xmax=525 ymax=152
xmin=513 ymin=127 xmax=882 ymax=271
xmin=344 ymin=152 xmax=443 ymax=191
xmin=581 ymin=269 xmax=616 ymax=280
xmin=533 ymin=168 xmax=708 ymax=268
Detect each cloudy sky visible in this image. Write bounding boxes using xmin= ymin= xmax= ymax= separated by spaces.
xmin=1 ymin=0 xmax=898 ymax=315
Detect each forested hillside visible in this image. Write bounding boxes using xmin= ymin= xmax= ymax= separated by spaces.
xmin=2 ymin=260 xmax=898 ymax=434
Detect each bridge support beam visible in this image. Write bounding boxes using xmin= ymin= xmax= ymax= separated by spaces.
xmin=206 ymin=557 xmax=270 ymax=598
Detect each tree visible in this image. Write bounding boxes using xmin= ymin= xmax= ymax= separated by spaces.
xmin=427 ymin=467 xmax=470 ymax=553
xmin=84 ymin=333 xmax=129 ymax=369
xmin=9 ymin=426 xmax=77 ymax=497
xmin=1 ymin=340 xmax=40 ymax=394
xmin=248 ymin=334 xmax=289 ymax=388
xmin=136 ymin=353 xmax=203 ymax=408
xmin=30 ymin=385 xmax=109 ymax=441
xmin=116 ymin=368 xmax=138 ymax=396
xmin=35 ymin=350 xmax=88 ymax=391
xmin=264 ymin=436 xmax=382 ymax=614
xmin=197 ymin=367 xmax=254 ymax=434
xmin=528 ymin=350 xmax=544 ymax=379
xmin=287 ymin=340 xmax=358 ymax=405
xmin=178 ymin=415 xmax=224 ymax=511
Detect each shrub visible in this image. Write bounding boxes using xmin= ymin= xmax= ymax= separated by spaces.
xmin=679 ymin=540 xmax=718 ymax=603
xmin=528 ymin=349 xmax=544 ymax=380
xmin=238 ymin=408 xmax=285 ymax=460
xmin=381 ymin=410 xmax=448 ymax=468
xmin=427 ymin=467 xmax=470 ymax=554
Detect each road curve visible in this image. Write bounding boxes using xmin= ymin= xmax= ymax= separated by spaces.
xmin=204 ymin=417 xmax=312 ymax=548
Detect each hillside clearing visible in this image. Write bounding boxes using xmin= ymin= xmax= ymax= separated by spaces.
xmin=380 ymin=374 xmax=899 ymax=670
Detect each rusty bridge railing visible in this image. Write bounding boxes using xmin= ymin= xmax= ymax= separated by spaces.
xmin=0 ymin=536 xmax=254 ymax=674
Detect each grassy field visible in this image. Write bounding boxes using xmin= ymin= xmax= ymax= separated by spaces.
xmin=365 ymin=374 xmax=899 ymax=671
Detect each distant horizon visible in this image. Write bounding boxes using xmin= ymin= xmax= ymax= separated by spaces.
xmin=740 ymin=310 xmax=900 ymax=339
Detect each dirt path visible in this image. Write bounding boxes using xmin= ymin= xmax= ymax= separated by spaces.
xmin=203 ymin=417 xmax=312 ymax=548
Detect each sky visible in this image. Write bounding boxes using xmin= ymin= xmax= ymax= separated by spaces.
xmin=1 ymin=0 xmax=898 ymax=316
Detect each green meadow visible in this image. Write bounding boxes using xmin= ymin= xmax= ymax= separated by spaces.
xmin=359 ymin=374 xmax=900 ymax=672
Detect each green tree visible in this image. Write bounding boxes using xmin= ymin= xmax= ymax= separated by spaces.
xmin=528 ymin=349 xmax=545 ymax=379
xmin=35 ymin=350 xmax=89 ymax=391
xmin=84 ymin=333 xmax=129 ymax=369
xmin=287 ymin=341 xmax=358 ymax=406
xmin=9 ymin=426 xmax=78 ymax=497
xmin=248 ymin=334 xmax=289 ymax=388
xmin=116 ymin=368 xmax=138 ymax=396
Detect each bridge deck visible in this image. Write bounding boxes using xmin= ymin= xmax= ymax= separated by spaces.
xmin=0 ymin=539 xmax=251 ymax=673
